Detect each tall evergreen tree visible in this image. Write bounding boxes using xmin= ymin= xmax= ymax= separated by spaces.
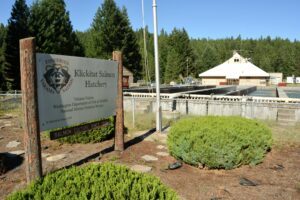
xmin=164 ymin=28 xmax=195 ymax=83
xmin=158 ymin=29 xmax=169 ymax=83
xmin=0 ymin=23 xmax=7 ymax=90
xmin=92 ymin=0 xmax=141 ymax=79
xmin=29 ymin=0 xmax=83 ymax=56
xmin=3 ymin=0 xmax=30 ymax=90
xmin=136 ymin=27 xmax=155 ymax=81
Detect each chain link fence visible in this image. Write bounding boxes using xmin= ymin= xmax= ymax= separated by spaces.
xmin=0 ymin=91 xmax=22 ymax=111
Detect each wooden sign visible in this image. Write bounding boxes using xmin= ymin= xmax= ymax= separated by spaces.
xmin=36 ymin=53 xmax=118 ymax=131
xmin=20 ymin=37 xmax=124 ymax=184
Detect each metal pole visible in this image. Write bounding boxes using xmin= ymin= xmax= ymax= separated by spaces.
xmin=112 ymin=51 xmax=124 ymax=151
xmin=20 ymin=37 xmax=42 ymax=183
xmin=152 ymin=0 xmax=162 ymax=132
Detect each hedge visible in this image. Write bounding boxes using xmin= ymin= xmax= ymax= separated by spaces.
xmin=57 ymin=117 xmax=114 ymax=144
xmin=7 ymin=163 xmax=178 ymax=200
xmin=167 ymin=116 xmax=272 ymax=169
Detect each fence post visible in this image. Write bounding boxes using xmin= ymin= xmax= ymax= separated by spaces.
xmin=20 ymin=37 xmax=42 ymax=183
xmin=132 ymin=96 xmax=135 ymax=128
xmin=113 ymin=51 xmax=124 ymax=151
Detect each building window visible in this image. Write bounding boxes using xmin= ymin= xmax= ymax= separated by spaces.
xmin=234 ymin=58 xmax=239 ymax=62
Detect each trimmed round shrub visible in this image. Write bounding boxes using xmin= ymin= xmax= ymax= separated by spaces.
xmin=167 ymin=116 xmax=272 ymax=169
xmin=7 ymin=163 xmax=178 ymax=200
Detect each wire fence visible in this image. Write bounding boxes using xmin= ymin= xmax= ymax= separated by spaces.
xmin=0 ymin=91 xmax=22 ymax=111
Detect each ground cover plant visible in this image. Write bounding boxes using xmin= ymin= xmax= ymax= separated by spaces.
xmin=7 ymin=163 xmax=178 ymax=200
xmin=55 ymin=117 xmax=115 ymax=144
xmin=167 ymin=116 xmax=272 ymax=169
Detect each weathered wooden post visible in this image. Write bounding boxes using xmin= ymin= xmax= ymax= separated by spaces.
xmin=20 ymin=37 xmax=42 ymax=183
xmin=113 ymin=51 xmax=124 ymax=151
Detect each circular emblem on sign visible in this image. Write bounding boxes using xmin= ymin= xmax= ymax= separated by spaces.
xmin=42 ymin=64 xmax=73 ymax=94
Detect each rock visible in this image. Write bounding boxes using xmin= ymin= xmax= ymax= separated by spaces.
xmin=210 ymin=197 xmax=222 ymax=200
xmin=156 ymin=152 xmax=169 ymax=157
xmin=42 ymin=153 xmax=51 ymax=158
xmin=6 ymin=140 xmax=21 ymax=148
xmin=42 ymin=146 xmax=49 ymax=150
xmin=156 ymin=145 xmax=166 ymax=150
xmin=130 ymin=165 xmax=152 ymax=173
xmin=239 ymin=177 xmax=258 ymax=186
xmin=0 ymin=136 xmax=4 ymax=140
xmin=198 ymin=163 xmax=204 ymax=169
xmin=168 ymin=161 xmax=182 ymax=170
xmin=46 ymin=154 xmax=66 ymax=162
xmin=8 ymin=150 xmax=25 ymax=156
xmin=0 ymin=115 xmax=12 ymax=119
xmin=270 ymin=164 xmax=284 ymax=171
xmin=141 ymin=155 xmax=158 ymax=161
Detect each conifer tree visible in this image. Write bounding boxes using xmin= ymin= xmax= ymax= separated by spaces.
xmin=92 ymin=0 xmax=141 ymax=79
xmin=3 ymin=0 xmax=30 ymax=90
xmin=0 ymin=23 xmax=7 ymax=90
xmin=164 ymin=28 xmax=195 ymax=83
xmin=29 ymin=0 xmax=83 ymax=56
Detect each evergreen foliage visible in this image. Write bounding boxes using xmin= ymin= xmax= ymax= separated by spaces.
xmin=91 ymin=0 xmax=141 ymax=80
xmin=134 ymin=29 xmax=300 ymax=82
xmin=164 ymin=28 xmax=195 ymax=83
xmin=29 ymin=0 xmax=83 ymax=56
xmin=0 ymin=23 xmax=7 ymax=90
xmin=135 ymin=27 xmax=155 ymax=81
xmin=57 ymin=117 xmax=115 ymax=144
xmin=3 ymin=0 xmax=30 ymax=90
xmin=191 ymin=36 xmax=300 ymax=77
xmin=7 ymin=163 xmax=178 ymax=200
xmin=167 ymin=116 xmax=272 ymax=169
xmin=76 ymin=30 xmax=96 ymax=58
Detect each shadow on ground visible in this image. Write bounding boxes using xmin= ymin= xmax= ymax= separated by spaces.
xmin=63 ymin=127 xmax=160 ymax=169
xmin=0 ymin=153 xmax=24 ymax=175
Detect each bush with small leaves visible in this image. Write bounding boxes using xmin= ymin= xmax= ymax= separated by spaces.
xmin=7 ymin=163 xmax=178 ymax=200
xmin=167 ymin=116 xmax=272 ymax=169
xmin=57 ymin=117 xmax=114 ymax=144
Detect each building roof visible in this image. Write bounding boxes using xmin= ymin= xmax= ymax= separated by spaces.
xmin=199 ymin=52 xmax=269 ymax=79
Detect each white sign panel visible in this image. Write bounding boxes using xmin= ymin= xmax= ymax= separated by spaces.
xmin=36 ymin=53 xmax=118 ymax=131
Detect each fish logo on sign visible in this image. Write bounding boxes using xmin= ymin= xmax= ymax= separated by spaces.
xmin=42 ymin=64 xmax=73 ymax=94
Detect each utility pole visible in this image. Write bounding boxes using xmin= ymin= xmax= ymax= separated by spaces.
xmin=152 ymin=0 xmax=162 ymax=132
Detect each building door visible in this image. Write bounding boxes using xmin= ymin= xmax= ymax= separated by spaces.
xmin=123 ymin=76 xmax=129 ymax=88
xmin=227 ymin=79 xmax=239 ymax=85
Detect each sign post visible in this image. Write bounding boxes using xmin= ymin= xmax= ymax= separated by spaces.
xmin=113 ymin=51 xmax=124 ymax=151
xmin=20 ymin=37 xmax=124 ymax=184
xmin=20 ymin=37 xmax=42 ymax=183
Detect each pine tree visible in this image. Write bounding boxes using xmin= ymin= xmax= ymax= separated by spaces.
xmin=164 ymin=28 xmax=195 ymax=83
xmin=29 ymin=0 xmax=83 ymax=56
xmin=0 ymin=23 xmax=7 ymax=90
xmin=135 ymin=27 xmax=155 ymax=82
xmin=158 ymin=29 xmax=169 ymax=83
xmin=3 ymin=0 xmax=30 ymax=90
xmin=92 ymin=0 xmax=141 ymax=80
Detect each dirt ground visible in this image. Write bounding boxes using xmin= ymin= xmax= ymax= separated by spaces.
xmin=0 ymin=114 xmax=300 ymax=200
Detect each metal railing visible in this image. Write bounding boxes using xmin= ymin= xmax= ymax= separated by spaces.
xmin=124 ymin=92 xmax=300 ymax=104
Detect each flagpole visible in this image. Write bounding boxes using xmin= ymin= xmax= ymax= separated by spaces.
xmin=152 ymin=0 xmax=162 ymax=132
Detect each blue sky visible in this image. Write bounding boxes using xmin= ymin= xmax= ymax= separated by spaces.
xmin=0 ymin=0 xmax=299 ymax=40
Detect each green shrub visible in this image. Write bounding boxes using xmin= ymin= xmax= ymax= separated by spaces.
xmin=57 ymin=117 xmax=115 ymax=144
xmin=7 ymin=163 xmax=178 ymax=200
xmin=167 ymin=116 xmax=272 ymax=169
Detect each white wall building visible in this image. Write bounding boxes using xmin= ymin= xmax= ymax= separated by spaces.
xmin=199 ymin=52 xmax=270 ymax=86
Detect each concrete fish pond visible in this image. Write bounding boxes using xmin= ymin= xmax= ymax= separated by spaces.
xmin=124 ymin=86 xmax=300 ymax=124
